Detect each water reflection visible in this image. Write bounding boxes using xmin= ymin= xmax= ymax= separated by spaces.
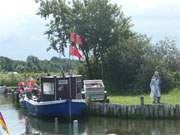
xmin=24 ymin=117 xmax=86 ymax=135
xmin=0 ymin=94 xmax=12 ymax=105
xmin=23 ymin=115 xmax=180 ymax=135
xmin=1 ymin=95 xmax=180 ymax=135
xmin=84 ymin=117 xmax=180 ymax=135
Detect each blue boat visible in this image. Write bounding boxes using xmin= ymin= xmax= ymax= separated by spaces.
xmin=24 ymin=98 xmax=86 ymax=117
xmin=21 ymin=75 xmax=87 ymax=117
xmin=19 ymin=96 xmax=27 ymax=109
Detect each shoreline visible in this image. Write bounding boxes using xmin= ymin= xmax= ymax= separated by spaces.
xmin=86 ymin=102 xmax=180 ymax=119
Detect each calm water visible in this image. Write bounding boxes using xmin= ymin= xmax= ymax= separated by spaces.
xmin=1 ymin=94 xmax=180 ymax=135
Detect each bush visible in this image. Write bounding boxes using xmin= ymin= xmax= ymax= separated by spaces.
xmin=0 ymin=72 xmax=49 ymax=86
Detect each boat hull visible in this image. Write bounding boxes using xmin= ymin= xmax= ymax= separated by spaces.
xmin=19 ymin=97 xmax=27 ymax=109
xmin=24 ymin=98 xmax=86 ymax=117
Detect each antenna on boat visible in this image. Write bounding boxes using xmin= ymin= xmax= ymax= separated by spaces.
xmin=68 ymin=42 xmax=72 ymax=122
xmin=58 ymin=44 xmax=72 ymax=122
xmin=68 ymin=38 xmax=73 ymax=135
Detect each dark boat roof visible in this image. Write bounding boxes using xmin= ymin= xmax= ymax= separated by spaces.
xmin=41 ymin=75 xmax=82 ymax=79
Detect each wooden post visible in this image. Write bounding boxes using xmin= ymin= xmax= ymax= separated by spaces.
xmin=140 ymin=96 xmax=144 ymax=109
xmin=164 ymin=105 xmax=169 ymax=118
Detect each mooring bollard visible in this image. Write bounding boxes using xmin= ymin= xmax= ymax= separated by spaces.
xmin=140 ymin=96 xmax=144 ymax=109
xmin=73 ymin=120 xmax=78 ymax=135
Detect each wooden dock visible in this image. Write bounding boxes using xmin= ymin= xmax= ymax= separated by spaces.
xmin=86 ymin=97 xmax=180 ymax=119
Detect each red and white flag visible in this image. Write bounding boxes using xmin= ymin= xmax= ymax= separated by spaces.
xmin=76 ymin=34 xmax=82 ymax=46
xmin=70 ymin=45 xmax=82 ymax=58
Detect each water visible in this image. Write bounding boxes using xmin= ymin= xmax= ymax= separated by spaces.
xmin=1 ymin=94 xmax=180 ymax=135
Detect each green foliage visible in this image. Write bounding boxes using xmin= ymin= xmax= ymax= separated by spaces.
xmin=0 ymin=57 xmax=14 ymax=71
xmin=26 ymin=56 xmax=42 ymax=72
xmin=0 ymin=72 xmax=51 ymax=86
xmin=103 ymin=36 xmax=180 ymax=93
xmin=103 ymin=34 xmax=150 ymax=90
xmin=133 ymin=38 xmax=180 ymax=92
xmin=0 ymin=56 xmax=81 ymax=74
xmin=36 ymin=0 xmax=180 ymax=93
xmin=36 ymin=0 xmax=132 ymax=79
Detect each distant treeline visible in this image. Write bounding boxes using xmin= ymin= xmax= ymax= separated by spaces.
xmin=0 ymin=56 xmax=81 ymax=73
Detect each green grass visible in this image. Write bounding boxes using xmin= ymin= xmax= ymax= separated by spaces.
xmin=108 ymin=88 xmax=180 ymax=105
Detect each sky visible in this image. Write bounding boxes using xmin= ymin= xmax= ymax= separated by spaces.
xmin=0 ymin=0 xmax=180 ymax=60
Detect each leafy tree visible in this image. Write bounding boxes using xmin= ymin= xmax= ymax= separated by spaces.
xmin=15 ymin=64 xmax=26 ymax=72
xmin=103 ymin=34 xmax=150 ymax=91
xmin=0 ymin=56 xmax=13 ymax=71
xmin=36 ymin=0 xmax=132 ymax=78
xmin=134 ymin=38 xmax=180 ymax=92
xmin=26 ymin=56 xmax=42 ymax=72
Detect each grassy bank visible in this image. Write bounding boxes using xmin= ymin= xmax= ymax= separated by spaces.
xmin=108 ymin=88 xmax=180 ymax=105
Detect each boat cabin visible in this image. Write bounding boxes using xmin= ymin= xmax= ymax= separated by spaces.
xmin=40 ymin=75 xmax=83 ymax=101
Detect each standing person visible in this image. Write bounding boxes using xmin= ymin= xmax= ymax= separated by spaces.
xmin=150 ymin=71 xmax=161 ymax=103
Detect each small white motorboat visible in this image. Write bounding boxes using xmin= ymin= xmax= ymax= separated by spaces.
xmin=0 ymin=86 xmax=6 ymax=94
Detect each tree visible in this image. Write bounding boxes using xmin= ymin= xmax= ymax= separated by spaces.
xmin=103 ymin=34 xmax=150 ymax=91
xmin=133 ymin=38 xmax=180 ymax=92
xmin=26 ymin=56 xmax=41 ymax=72
xmin=0 ymin=56 xmax=13 ymax=72
xmin=36 ymin=0 xmax=132 ymax=78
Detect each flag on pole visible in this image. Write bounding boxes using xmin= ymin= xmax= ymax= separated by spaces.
xmin=70 ymin=45 xmax=82 ymax=58
xmin=0 ymin=112 xmax=9 ymax=134
xmin=76 ymin=35 xmax=82 ymax=46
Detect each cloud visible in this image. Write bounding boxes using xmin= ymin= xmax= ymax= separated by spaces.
xmin=0 ymin=0 xmax=42 ymax=33
xmin=113 ymin=0 xmax=180 ymax=10
xmin=0 ymin=0 xmax=53 ymax=60
xmin=112 ymin=0 xmax=180 ymax=48
xmin=136 ymin=0 xmax=161 ymax=10
xmin=0 ymin=0 xmax=46 ymax=45
xmin=0 ymin=0 xmax=38 ymax=17
xmin=111 ymin=0 xmax=180 ymax=23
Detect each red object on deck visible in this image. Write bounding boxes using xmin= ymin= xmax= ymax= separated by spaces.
xmin=18 ymin=88 xmax=24 ymax=93
xmin=25 ymin=81 xmax=32 ymax=87
xmin=18 ymin=81 xmax=24 ymax=86
xmin=25 ymin=88 xmax=32 ymax=92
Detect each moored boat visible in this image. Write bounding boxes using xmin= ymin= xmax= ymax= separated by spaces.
xmin=21 ymin=75 xmax=86 ymax=117
xmin=25 ymin=98 xmax=86 ymax=117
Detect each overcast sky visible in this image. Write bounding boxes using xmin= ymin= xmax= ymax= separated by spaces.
xmin=0 ymin=0 xmax=180 ymax=60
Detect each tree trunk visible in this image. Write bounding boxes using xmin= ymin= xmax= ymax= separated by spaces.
xmin=85 ymin=53 xmax=93 ymax=79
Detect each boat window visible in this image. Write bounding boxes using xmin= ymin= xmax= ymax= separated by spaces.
xmin=76 ymin=78 xmax=82 ymax=93
xmin=43 ymin=82 xmax=54 ymax=95
xmin=86 ymin=83 xmax=102 ymax=88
